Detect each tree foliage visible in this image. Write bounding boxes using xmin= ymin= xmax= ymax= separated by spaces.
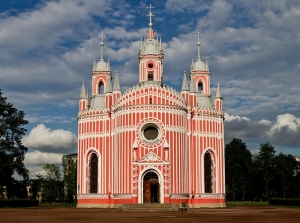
xmin=253 ymin=142 xmax=276 ymax=199
xmin=225 ymin=138 xmax=252 ymax=201
xmin=41 ymin=164 xmax=63 ymax=202
xmin=62 ymin=155 xmax=77 ymax=203
xmin=0 ymin=89 xmax=29 ymax=187
xmin=225 ymin=139 xmax=300 ymax=201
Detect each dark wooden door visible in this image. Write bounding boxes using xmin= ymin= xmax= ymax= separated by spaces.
xmin=143 ymin=182 xmax=151 ymax=203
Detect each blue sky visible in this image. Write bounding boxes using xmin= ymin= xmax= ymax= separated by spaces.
xmin=1 ymin=0 xmax=300 ymax=177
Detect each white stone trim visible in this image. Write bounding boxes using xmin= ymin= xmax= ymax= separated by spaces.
xmin=138 ymin=167 xmax=164 ymax=204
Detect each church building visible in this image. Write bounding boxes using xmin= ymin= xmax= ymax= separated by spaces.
xmin=77 ymin=5 xmax=225 ymax=208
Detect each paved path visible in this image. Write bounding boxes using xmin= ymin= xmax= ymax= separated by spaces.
xmin=0 ymin=206 xmax=299 ymax=223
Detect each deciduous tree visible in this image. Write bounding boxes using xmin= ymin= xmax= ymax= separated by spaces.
xmin=254 ymin=142 xmax=276 ymax=200
xmin=42 ymin=163 xmax=63 ymax=202
xmin=62 ymin=154 xmax=77 ymax=203
xmin=0 ymin=89 xmax=29 ymax=188
xmin=225 ymin=138 xmax=252 ymax=201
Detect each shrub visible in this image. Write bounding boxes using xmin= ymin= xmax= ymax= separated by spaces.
xmin=0 ymin=199 xmax=39 ymax=208
xmin=269 ymin=198 xmax=300 ymax=207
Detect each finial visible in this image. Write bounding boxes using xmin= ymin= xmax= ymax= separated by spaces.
xmin=195 ymin=32 xmax=202 ymax=61
xmin=99 ymin=32 xmax=106 ymax=60
xmin=147 ymin=4 xmax=155 ymax=28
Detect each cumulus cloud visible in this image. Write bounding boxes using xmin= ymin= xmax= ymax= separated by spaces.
xmin=22 ymin=124 xmax=77 ymax=153
xmin=225 ymin=113 xmax=300 ymax=149
xmin=1 ymin=0 xmax=300 ymax=159
xmin=25 ymin=151 xmax=63 ymax=165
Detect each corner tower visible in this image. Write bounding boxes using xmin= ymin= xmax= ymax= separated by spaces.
xmin=90 ymin=32 xmax=113 ymax=108
xmin=138 ymin=4 xmax=164 ymax=84
xmin=190 ymin=32 xmax=210 ymax=95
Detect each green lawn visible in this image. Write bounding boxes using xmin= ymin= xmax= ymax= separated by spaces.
xmin=226 ymin=201 xmax=269 ymax=206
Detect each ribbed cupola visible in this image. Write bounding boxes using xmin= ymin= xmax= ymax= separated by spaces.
xmin=138 ymin=4 xmax=164 ymax=84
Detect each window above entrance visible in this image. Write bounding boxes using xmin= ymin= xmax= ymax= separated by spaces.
xmin=144 ymin=126 xmax=158 ymax=140
xmin=141 ymin=123 xmax=161 ymax=144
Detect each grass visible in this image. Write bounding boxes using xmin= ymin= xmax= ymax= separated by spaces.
xmin=37 ymin=203 xmax=77 ymax=208
xmin=226 ymin=201 xmax=269 ymax=207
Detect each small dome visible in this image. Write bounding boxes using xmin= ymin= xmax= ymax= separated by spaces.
xmin=140 ymin=39 xmax=160 ymax=55
xmin=192 ymin=60 xmax=206 ymax=71
xmin=95 ymin=60 xmax=110 ymax=72
xmin=197 ymin=95 xmax=213 ymax=108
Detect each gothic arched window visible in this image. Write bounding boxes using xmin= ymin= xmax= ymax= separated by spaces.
xmin=89 ymin=153 xmax=98 ymax=193
xmin=198 ymin=82 xmax=203 ymax=94
xmin=99 ymin=81 xmax=104 ymax=94
xmin=204 ymin=152 xmax=213 ymax=193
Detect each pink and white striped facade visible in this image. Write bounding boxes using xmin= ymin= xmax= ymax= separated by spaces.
xmin=77 ymin=8 xmax=225 ymax=208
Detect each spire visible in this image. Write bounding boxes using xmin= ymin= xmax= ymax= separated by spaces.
xmin=147 ymin=4 xmax=154 ymax=29
xmin=93 ymin=58 xmax=96 ymax=71
xmin=140 ymin=38 xmax=143 ymax=50
xmin=195 ymin=32 xmax=202 ymax=61
xmin=211 ymin=90 xmax=215 ymax=106
xmin=113 ymin=71 xmax=121 ymax=91
xmin=79 ymin=81 xmax=87 ymax=99
xmin=86 ymin=90 xmax=90 ymax=107
xmin=206 ymin=57 xmax=209 ymax=71
xmin=105 ymin=77 xmax=112 ymax=93
xmin=181 ymin=71 xmax=189 ymax=91
xmin=147 ymin=4 xmax=155 ymax=39
xmin=160 ymin=37 xmax=162 ymax=50
xmin=190 ymin=58 xmax=194 ymax=70
xmin=99 ymin=32 xmax=106 ymax=61
xmin=216 ymin=81 xmax=222 ymax=99
xmin=107 ymin=59 xmax=110 ymax=71
xmin=190 ymin=75 xmax=196 ymax=93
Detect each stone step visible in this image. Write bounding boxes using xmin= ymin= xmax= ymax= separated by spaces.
xmin=121 ymin=203 xmax=179 ymax=211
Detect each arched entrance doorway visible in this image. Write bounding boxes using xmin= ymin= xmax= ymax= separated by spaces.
xmin=143 ymin=171 xmax=159 ymax=203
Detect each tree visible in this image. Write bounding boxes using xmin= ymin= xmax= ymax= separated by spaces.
xmin=0 ymin=89 xmax=29 ymax=188
xmin=42 ymin=163 xmax=63 ymax=202
xmin=62 ymin=154 xmax=77 ymax=203
xmin=225 ymin=138 xmax=252 ymax=201
xmin=254 ymin=142 xmax=276 ymax=200
xmin=274 ymin=153 xmax=299 ymax=198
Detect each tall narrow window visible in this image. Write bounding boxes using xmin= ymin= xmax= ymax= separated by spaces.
xmin=99 ymin=81 xmax=104 ymax=94
xmin=89 ymin=153 xmax=98 ymax=193
xmin=198 ymin=82 xmax=203 ymax=94
xmin=204 ymin=153 xmax=213 ymax=193
xmin=149 ymin=98 xmax=152 ymax=104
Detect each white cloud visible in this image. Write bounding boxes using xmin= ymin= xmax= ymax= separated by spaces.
xmin=1 ymin=0 xmax=300 ymax=158
xmin=26 ymin=166 xmax=47 ymax=179
xmin=26 ymin=114 xmax=76 ymax=124
xmin=22 ymin=124 xmax=77 ymax=152
xmin=270 ymin=113 xmax=300 ymax=133
xmin=25 ymin=151 xmax=63 ymax=165
xmin=224 ymin=113 xmax=300 ymax=150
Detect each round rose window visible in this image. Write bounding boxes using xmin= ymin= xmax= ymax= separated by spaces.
xmin=143 ymin=126 xmax=159 ymax=140
xmin=148 ymin=63 xmax=153 ymax=68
